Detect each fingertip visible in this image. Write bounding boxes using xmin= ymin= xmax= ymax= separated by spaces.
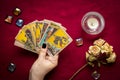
xmin=42 ymin=43 xmax=47 ymax=48
xmin=37 ymin=43 xmax=48 ymax=54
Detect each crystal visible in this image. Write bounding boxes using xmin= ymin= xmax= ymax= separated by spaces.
xmin=92 ymin=71 xmax=100 ymax=80
xmin=13 ymin=7 xmax=21 ymax=16
xmin=76 ymin=38 xmax=83 ymax=46
xmin=16 ymin=19 xmax=24 ymax=27
xmin=5 ymin=16 xmax=13 ymax=23
xmin=8 ymin=63 xmax=16 ymax=72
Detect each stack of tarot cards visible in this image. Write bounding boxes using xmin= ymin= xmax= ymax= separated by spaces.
xmin=14 ymin=19 xmax=73 ymax=56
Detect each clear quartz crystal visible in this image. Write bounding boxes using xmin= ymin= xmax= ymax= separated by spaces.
xmin=92 ymin=71 xmax=100 ymax=80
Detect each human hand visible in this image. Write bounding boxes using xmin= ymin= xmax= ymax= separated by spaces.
xmin=29 ymin=43 xmax=59 ymax=80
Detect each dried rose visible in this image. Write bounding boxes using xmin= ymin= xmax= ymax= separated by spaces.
xmin=101 ymin=42 xmax=113 ymax=54
xmin=106 ymin=52 xmax=116 ymax=63
xmin=93 ymin=38 xmax=105 ymax=47
xmin=86 ymin=38 xmax=116 ymax=67
xmin=88 ymin=45 xmax=101 ymax=56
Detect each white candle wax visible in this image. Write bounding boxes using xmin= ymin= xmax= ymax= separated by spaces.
xmin=87 ymin=18 xmax=99 ymax=30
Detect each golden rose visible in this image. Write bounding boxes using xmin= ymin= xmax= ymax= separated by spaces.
xmin=106 ymin=52 xmax=116 ymax=63
xmin=88 ymin=45 xmax=101 ymax=56
xmin=93 ymin=38 xmax=105 ymax=47
xmin=101 ymin=42 xmax=113 ymax=53
xmin=86 ymin=38 xmax=116 ymax=67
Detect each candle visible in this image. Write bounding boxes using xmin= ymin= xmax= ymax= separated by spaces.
xmin=87 ymin=18 xmax=99 ymax=30
xmin=81 ymin=12 xmax=105 ymax=35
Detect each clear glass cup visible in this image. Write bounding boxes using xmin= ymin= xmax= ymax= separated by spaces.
xmin=81 ymin=11 xmax=105 ymax=35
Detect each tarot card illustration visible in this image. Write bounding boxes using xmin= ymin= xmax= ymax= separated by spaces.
xmin=38 ymin=21 xmax=61 ymax=47
xmin=46 ymin=29 xmax=73 ymax=56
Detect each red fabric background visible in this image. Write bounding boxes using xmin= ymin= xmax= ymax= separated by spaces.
xmin=0 ymin=0 xmax=120 ymax=80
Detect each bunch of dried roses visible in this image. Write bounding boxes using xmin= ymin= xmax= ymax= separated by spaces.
xmin=86 ymin=39 xmax=116 ymax=67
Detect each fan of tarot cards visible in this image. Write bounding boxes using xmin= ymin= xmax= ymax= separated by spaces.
xmin=14 ymin=19 xmax=73 ymax=56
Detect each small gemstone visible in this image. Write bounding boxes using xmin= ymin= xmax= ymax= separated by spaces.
xmin=5 ymin=16 xmax=13 ymax=23
xmin=76 ymin=38 xmax=83 ymax=46
xmin=13 ymin=7 xmax=21 ymax=16
xmin=92 ymin=71 xmax=100 ymax=80
xmin=16 ymin=19 xmax=24 ymax=27
xmin=8 ymin=63 xmax=16 ymax=72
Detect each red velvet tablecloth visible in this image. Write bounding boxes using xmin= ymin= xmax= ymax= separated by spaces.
xmin=0 ymin=0 xmax=120 ymax=80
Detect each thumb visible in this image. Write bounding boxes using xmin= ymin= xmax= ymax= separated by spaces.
xmin=38 ymin=43 xmax=47 ymax=59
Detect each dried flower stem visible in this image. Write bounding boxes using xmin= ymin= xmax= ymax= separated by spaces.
xmin=69 ymin=63 xmax=88 ymax=80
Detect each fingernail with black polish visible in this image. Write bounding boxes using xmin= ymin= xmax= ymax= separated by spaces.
xmin=42 ymin=43 xmax=46 ymax=48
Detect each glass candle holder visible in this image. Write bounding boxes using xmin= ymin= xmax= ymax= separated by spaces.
xmin=81 ymin=12 xmax=105 ymax=35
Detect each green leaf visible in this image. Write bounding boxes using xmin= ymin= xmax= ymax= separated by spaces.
xmin=88 ymin=62 xmax=94 ymax=67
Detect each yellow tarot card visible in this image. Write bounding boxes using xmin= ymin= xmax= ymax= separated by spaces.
xmin=35 ymin=21 xmax=49 ymax=47
xmin=25 ymin=21 xmax=37 ymax=47
xmin=35 ymin=21 xmax=43 ymax=43
xmin=15 ymin=24 xmax=36 ymax=51
xmin=38 ymin=20 xmax=62 ymax=47
xmin=15 ymin=28 xmax=27 ymax=44
xmin=44 ymin=19 xmax=67 ymax=31
xmin=46 ymin=28 xmax=73 ymax=56
xmin=14 ymin=40 xmax=37 ymax=53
